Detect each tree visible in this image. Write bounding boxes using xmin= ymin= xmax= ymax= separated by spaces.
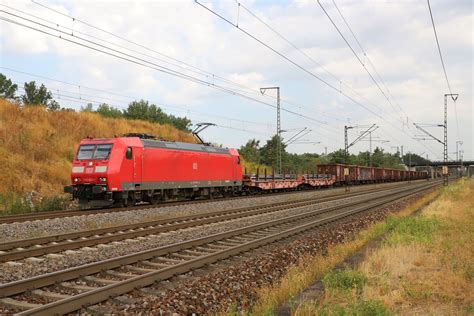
xmin=0 ymin=73 xmax=18 ymax=100
xmin=402 ymin=153 xmax=430 ymax=166
xmin=124 ymin=99 xmax=150 ymax=121
xmin=260 ymin=135 xmax=287 ymax=170
xmin=81 ymin=103 xmax=94 ymax=112
xmin=47 ymin=99 xmax=61 ymax=111
xmin=22 ymin=81 xmax=53 ymax=105
xmin=96 ymin=103 xmax=123 ymax=118
xmin=328 ymin=149 xmax=351 ymax=164
xmin=124 ymin=99 xmax=191 ymax=132
xmin=239 ymin=139 xmax=261 ymax=163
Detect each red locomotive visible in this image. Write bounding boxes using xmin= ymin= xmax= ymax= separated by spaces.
xmin=65 ymin=135 xmax=429 ymax=208
xmin=64 ymin=134 xmax=242 ymax=208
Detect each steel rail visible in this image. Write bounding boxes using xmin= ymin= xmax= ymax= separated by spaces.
xmin=0 ymin=180 xmax=428 ymax=224
xmin=0 ymin=181 xmax=429 ymax=262
xmin=0 ymin=182 xmax=439 ymax=315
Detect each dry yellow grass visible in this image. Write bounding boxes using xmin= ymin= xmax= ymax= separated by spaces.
xmin=358 ymin=178 xmax=473 ymax=315
xmin=0 ymin=99 xmax=195 ymax=198
xmin=292 ymin=179 xmax=473 ymax=315
xmin=249 ymin=189 xmax=441 ymax=315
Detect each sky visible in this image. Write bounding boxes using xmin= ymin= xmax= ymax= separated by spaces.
xmin=0 ymin=0 xmax=472 ymax=161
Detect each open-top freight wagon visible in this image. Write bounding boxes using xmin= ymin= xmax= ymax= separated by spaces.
xmin=316 ymin=163 xmax=428 ymax=185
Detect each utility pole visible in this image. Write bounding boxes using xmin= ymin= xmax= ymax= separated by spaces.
xmin=443 ymin=93 xmax=459 ymax=185
xmin=344 ymin=125 xmax=351 ymax=158
xmin=408 ymin=151 xmax=412 ymax=183
xmin=325 ymin=147 xmax=328 ymax=155
xmin=260 ymin=87 xmax=281 ymax=174
xmin=369 ymin=131 xmax=372 ymax=167
xmin=401 ymin=145 xmax=404 ymax=163
xmin=344 ymin=124 xmax=377 ymax=160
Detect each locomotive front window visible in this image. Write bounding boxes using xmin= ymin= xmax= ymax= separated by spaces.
xmin=76 ymin=144 xmax=113 ymax=160
xmin=94 ymin=144 xmax=113 ymax=160
xmin=76 ymin=145 xmax=95 ymax=160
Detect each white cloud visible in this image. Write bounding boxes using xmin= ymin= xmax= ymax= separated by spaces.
xmin=0 ymin=0 xmax=471 ymax=157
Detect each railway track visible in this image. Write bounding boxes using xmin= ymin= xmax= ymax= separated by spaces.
xmin=0 ymin=181 xmax=432 ymax=263
xmin=0 ymin=180 xmax=439 ymax=315
xmin=0 ymin=180 xmax=428 ymax=224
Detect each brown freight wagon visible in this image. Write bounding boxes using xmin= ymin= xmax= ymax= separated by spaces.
xmin=358 ymin=166 xmax=374 ymax=183
xmin=316 ymin=163 xmax=358 ymax=185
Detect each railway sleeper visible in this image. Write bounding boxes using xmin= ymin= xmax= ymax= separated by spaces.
xmin=140 ymin=260 xmax=169 ymax=269
xmin=0 ymin=297 xmax=41 ymax=311
xmin=125 ymin=265 xmax=156 ymax=274
xmin=31 ymin=289 xmax=72 ymax=301
xmin=105 ymin=270 xmax=138 ymax=279
xmin=59 ymin=282 xmax=98 ymax=292
xmin=83 ymin=276 xmax=119 ymax=285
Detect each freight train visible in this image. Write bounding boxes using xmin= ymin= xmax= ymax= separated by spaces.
xmin=64 ymin=135 xmax=428 ymax=208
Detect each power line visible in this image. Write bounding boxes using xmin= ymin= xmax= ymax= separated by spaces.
xmin=236 ymin=0 xmax=396 ymax=121
xmin=331 ymin=0 xmax=408 ymax=120
xmin=426 ymin=0 xmax=461 ymax=142
xmin=317 ymin=0 xmax=402 ymax=122
xmin=16 ymin=85 xmax=274 ymax=138
xmin=195 ymin=0 xmax=440 ymax=158
xmin=0 ymin=10 xmax=334 ymax=131
xmin=7 ymin=69 xmax=275 ymax=128
xmin=25 ymin=1 xmax=344 ymax=126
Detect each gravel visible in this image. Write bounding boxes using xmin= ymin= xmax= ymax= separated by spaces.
xmin=0 ymin=191 xmax=386 ymax=283
xmin=0 ymin=181 xmax=416 ymax=242
xmin=91 ymin=191 xmax=433 ymax=315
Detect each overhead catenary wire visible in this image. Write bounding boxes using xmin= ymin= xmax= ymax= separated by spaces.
xmin=331 ymin=0 xmax=409 ymax=120
xmin=195 ymin=0 xmax=440 ymax=158
xmin=317 ymin=0 xmax=403 ymax=122
xmin=25 ymin=1 xmax=345 ymax=125
xmin=236 ymin=0 xmax=396 ymax=122
xmin=16 ymin=85 xmax=275 ymax=138
xmin=9 ymin=73 xmax=276 ymax=129
xmin=426 ymin=0 xmax=461 ymax=142
xmin=0 ymin=10 xmax=336 ymax=132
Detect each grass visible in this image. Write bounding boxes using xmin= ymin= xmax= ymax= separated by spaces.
xmin=292 ymin=178 xmax=473 ymax=315
xmin=0 ymin=98 xmax=195 ymax=214
xmin=322 ymin=270 xmax=367 ymax=292
xmin=250 ymin=182 xmax=460 ymax=315
xmin=296 ymin=299 xmax=391 ymax=316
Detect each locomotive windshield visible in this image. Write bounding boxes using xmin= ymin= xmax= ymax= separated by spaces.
xmin=76 ymin=144 xmax=113 ymax=160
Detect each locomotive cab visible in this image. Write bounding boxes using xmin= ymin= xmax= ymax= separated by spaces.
xmin=64 ymin=140 xmax=115 ymax=208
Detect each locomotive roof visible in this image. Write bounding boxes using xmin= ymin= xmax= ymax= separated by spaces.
xmin=141 ymin=139 xmax=231 ymax=155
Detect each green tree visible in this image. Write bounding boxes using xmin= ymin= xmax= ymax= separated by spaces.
xmin=124 ymin=99 xmax=150 ymax=120
xmin=81 ymin=103 xmax=94 ymax=112
xmin=124 ymin=99 xmax=191 ymax=132
xmin=0 ymin=73 xmax=18 ymax=100
xmin=327 ymin=149 xmax=351 ymax=164
xmin=22 ymin=81 xmax=52 ymax=105
xmin=239 ymin=139 xmax=261 ymax=163
xmin=96 ymin=103 xmax=123 ymax=118
xmin=260 ymin=135 xmax=287 ymax=170
xmin=403 ymin=153 xmax=430 ymax=166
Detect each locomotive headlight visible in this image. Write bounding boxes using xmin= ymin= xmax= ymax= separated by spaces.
xmin=99 ymin=177 xmax=107 ymax=182
xmin=73 ymin=177 xmax=80 ymax=182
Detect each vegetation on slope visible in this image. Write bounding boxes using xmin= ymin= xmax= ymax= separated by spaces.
xmin=0 ymin=98 xmax=194 ymax=212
